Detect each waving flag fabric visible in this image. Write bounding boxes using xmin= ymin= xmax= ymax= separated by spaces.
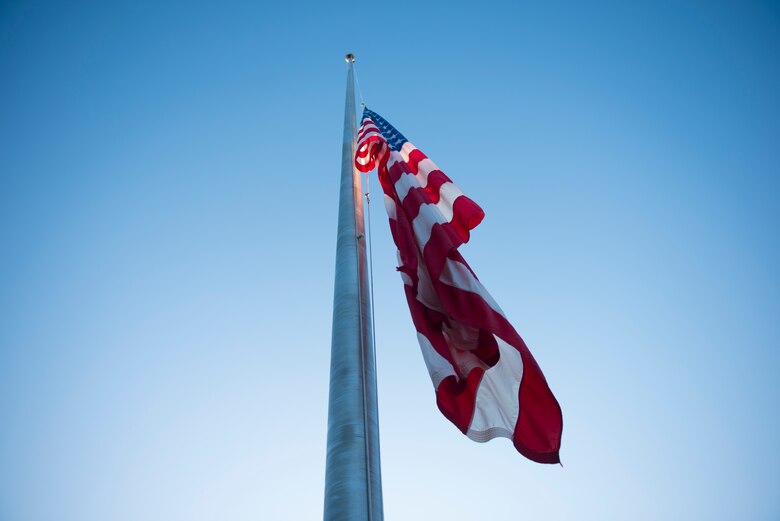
xmin=355 ymin=108 xmax=563 ymax=463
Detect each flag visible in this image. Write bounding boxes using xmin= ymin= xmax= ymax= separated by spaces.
xmin=355 ymin=108 xmax=563 ymax=464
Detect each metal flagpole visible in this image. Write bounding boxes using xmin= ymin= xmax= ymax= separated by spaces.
xmin=323 ymin=53 xmax=384 ymax=521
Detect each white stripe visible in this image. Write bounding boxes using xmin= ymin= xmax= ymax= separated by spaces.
xmin=466 ymin=335 xmax=523 ymax=442
xmin=357 ymin=132 xmax=386 ymax=149
xmin=409 ymin=184 xmax=465 ymax=251
xmin=436 ymin=182 xmax=463 ymax=218
xmin=386 ymin=149 xmax=405 ymax=170
xmin=414 ymin=158 xmax=438 ymax=186
xmin=395 ymin=174 xmax=421 ymax=202
xmin=394 ymin=167 xmax=452 ymax=203
xmin=397 ymin=251 xmax=413 ymax=286
xmin=443 ymin=329 xmax=491 ymax=376
xmin=358 ymin=128 xmax=379 ymax=140
xmin=417 ymin=332 xmax=455 ymax=388
xmin=386 ymin=143 xmax=416 ymax=170
xmin=411 ymin=202 xmax=448 ymax=250
xmin=357 ymin=124 xmax=380 ymax=137
xmin=439 ymin=258 xmax=505 ymax=317
xmin=388 ymin=143 xmax=439 ymax=181
xmin=357 ymin=128 xmax=382 ymax=146
xmin=399 ymin=141 xmax=415 ymax=161
xmin=393 ymin=165 xmax=457 ymax=205
xmin=387 ymin=147 xmax=441 ymax=197
xmin=415 ymin=261 xmax=442 ymax=313
xmin=358 ymin=121 xmax=379 ymax=135
xmin=383 ymin=194 xmax=397 ymax=220
xmin=394 ymin=169 xmax=417 ymax=202
xmin=356 ymin=155 xmax=371 ymax=166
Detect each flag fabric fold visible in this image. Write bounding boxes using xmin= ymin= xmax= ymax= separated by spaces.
xmin=355 ymin=108 xmax=563 ymax=464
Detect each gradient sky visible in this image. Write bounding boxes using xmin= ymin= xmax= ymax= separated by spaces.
xmin=1 ymin=1 xmax=779 ymax=519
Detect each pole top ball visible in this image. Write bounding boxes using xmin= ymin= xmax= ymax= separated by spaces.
xmin=345 ymin=53 xmax=355 ymax=63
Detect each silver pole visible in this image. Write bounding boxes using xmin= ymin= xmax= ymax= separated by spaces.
xmin=323 ymin=54 xmax=384 ymax=521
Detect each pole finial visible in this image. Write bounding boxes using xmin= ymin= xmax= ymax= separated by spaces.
xmin=345 ymin=53 xmax=355 ymax=63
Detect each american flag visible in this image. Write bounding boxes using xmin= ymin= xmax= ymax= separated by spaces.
xmin=355 ymin=108 xmax=563 ymax=464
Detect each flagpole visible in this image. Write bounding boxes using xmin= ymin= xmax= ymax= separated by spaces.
xmin=323 ymin=53 xmax=384 ymax=521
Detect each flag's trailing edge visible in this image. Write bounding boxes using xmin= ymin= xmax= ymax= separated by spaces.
xmin=356 ymin=108 xmax=563 ymax=464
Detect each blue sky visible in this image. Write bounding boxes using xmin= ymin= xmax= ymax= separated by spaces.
xmin=1 ymin=1 xmax=778 ymax=519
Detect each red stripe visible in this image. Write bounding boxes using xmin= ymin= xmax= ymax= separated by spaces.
xmin=357 ymin=131 xmax=381 ymax=148
xmin=355 ymin=134 xmax=387 ymax=173
xmin=357 ymin=120 xmax=379 ymax=141
xmin=393 ymin=171 xmax=453 ymax=220
xmin=406 ymin=148 xmax=428 ymax=174
xmin=436 ymin=370 xmax=484 ymax=433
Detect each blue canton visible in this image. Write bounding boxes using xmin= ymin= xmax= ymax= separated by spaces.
xmin=363 ymin=108 xmax=408 ymax=152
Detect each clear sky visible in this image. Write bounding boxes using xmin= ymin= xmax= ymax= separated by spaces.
xmin=1 ymin=1 xmax=779 ymax=519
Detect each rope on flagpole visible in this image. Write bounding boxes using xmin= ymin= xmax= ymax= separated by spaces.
xmin=354 ymin=59 xmax=366 ymax=108
xmin=356 ymin=56 xmax=373 ymax=349
xmin=351 ymin=74 xmax=373 ymax=521
xmin=352 ymin=53 xmax=381 ymax=521
xmin=363 ymin=172 xmax=381 ymax=519
xmin=365 ymin=172 xmax=378 ymax=366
